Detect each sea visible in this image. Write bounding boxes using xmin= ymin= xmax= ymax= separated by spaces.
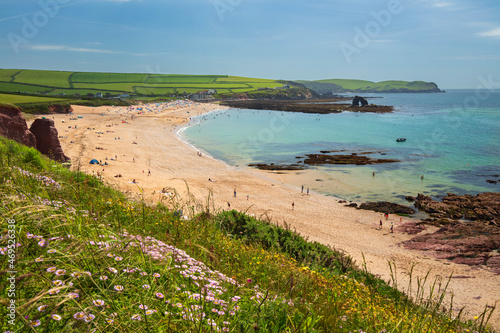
xmin=181 ymin=90 xmax=500 ymax=205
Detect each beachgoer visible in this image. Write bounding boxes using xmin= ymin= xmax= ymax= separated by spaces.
xmin=234 ymin=188 xmax=237 ymax=197
xmin=385 ymin=212 xmax=389 ymax=220
xmin=379 ymin=220 xmax=383 ymax=229
xmin=390 ymin=221 xmax=394 ymax=233
xmin=227 ymin=202 xmax=231 ymax=208
xmin=421 ymin=174 xmax=424 ymax=180
xmin=132 ymin=179 xmax=136 ymax=184
xmin=301 ymin=185 xmax=304 ymax=193
xmin=247 ymin=195 xmax=249 ymax=200
xmin=307 ymin=188 xmax=309 ymax=195
xmin=292 ymin=202 xmax=295 ymax=210
xmin=373 ymin=171 xmax=375 ymax=177
xmin=148 ymin=169 xmax=151 ymax=176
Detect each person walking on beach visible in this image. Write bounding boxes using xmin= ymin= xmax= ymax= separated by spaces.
xmin=307 ymin=188 xmax=309 ymax=195
xmin=385 ymin=212 xmax=389 ymax=220
xmin=292 ymin=202 xmax=295 ymax=210
xmin=379 ymin=220 xmax=383 ymax=230
xmin=301 ymin=185 xmax=304 ymax=193
xmin=148 ymin=169 xmax=151 ymax=176
xmin=390 ymin=221 xmax=394 ymax=233
xmin=234 ymin=188 xmax=237 ymax=198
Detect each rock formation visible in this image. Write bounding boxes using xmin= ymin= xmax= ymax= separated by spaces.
xmin=357 ymin=201 xmax=416 ymax=215
xmin=29 ymin=118 xmax=70 ymax=163
xmin=0 ymin=104 xmax=36 ymax=147
xmin=414 ymin=192 xmax=500 ymax=224
xmin=352 ymin=96 xmax=368 ymax=107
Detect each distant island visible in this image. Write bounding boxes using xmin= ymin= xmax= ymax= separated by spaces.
xmin=297 ymin=79 xmax=443 ymax=94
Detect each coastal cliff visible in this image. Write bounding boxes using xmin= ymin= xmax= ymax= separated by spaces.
xmin=299 ymin=79 xmax=443 ymax=94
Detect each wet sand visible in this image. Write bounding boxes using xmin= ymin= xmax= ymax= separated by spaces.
xmin=47 ymin=101 xmax=499 ymax=328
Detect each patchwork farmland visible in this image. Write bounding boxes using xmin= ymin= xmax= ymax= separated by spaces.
xmin=0 ymin=69 xmax=285 ymax=98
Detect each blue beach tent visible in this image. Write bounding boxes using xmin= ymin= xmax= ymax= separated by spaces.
xmin=89 ymin=159 xmax=99 ymax=164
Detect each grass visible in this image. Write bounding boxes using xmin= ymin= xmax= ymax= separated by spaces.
xmin=0 ymin=135 xmax=496 ymax=333
xmin=13 ymin=70 xmax=72 ymax=88
xmin=70 ymin=72 xmax=149 ymax=84
xmin=0 ymin=69 xmax=21 ymax=82
xmin=145 ymin=75 xmax=224 ymax=84
xmin=0 ymin=82 xmax=53 ymax=94
xmin=0 ymin=93 xmax=71 ymax=105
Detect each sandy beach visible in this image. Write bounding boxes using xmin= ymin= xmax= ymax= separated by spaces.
xmin=46 ymin=101 xmax=499 ymax=328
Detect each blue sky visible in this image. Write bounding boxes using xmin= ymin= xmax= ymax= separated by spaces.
xmin=1 ymin=0 xmax=499 ymax=89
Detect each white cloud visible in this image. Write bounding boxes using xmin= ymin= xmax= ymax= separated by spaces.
xmin=28 ymin=44 xmax=118 ymax=53
xmin=478 ymin=27 xmax=500 ymax=38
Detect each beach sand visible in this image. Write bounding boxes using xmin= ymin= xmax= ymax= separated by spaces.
xmin=48 ymin=102 xmax=499 ymax=328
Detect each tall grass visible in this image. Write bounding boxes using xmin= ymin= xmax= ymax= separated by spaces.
xmin=0 ymin=136 xmax=495 ymax=332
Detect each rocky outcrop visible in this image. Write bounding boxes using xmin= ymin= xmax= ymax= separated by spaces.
xmin=357 ymin=201 xmax=416 ymax=215
xmin=352 ymin=96 xmax=368 ymax=107
xmin=303 ymin=153 xmax=398 ymax=166
xmin=414 ymin=192 xmax=500 ymax=224
xmin=29 ymin=118 xmax=70 ymax=163
xmin=0 ymin=104 xmax=36 ymax=147
xmin=402 ymin=221 xmax=500 ymax=273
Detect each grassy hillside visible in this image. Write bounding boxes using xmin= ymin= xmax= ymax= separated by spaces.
xmin=299 ymin=79 xmax=442 ymax=94
xmin=0 ymin=69 xmax=286 ymax=99
xmin=0 ymin=136 xmax=495 ymax=332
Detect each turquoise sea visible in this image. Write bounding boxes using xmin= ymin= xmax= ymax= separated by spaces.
xmin=181 ymin=90 xmax=500 ymax=204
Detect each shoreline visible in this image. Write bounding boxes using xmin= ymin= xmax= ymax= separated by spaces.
xmin=49 ymin=101 xmax=500 ymax=328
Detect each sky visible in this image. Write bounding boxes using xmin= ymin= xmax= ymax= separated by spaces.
xmin=1 ymin=0 xmax=499 ymax=89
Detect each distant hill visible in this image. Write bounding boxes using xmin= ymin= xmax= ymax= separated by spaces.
xmin=297 ymin=79 xmax=443 ymax=94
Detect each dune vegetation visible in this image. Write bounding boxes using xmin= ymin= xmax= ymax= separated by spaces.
xmin=0 ymin=136 xmax=495 ymax=332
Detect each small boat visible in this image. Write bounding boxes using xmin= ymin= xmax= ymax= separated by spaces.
xmin=396 ymin=138 xmax=407 ymax=142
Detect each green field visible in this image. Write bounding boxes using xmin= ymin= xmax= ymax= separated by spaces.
xmin=0 ymin=93 xmax=70 ymax=105
xmin=70 ymin=72 xmax=148 ymax=84
xmin=13 ymin=70 xmax=72 ymax=88
xmin=146 ymin=75 xmax=223 ymax=84
xmin=0 ymin=69 xmax=20 ymax=82
xmin=299 ymin=78 xmax=442 ymax=93
xmin=0 ymin=82 xmax=52 ymax=94
xmin=0 ymin=69 xmax=286 ymax=98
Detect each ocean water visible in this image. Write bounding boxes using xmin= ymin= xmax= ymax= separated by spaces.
xmin=181 ymin=90 xmax=500 ymax=204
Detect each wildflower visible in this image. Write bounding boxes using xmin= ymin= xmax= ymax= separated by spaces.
xmin=107 ymin=253 xmax=115 ymax=258
xmin=145 ymin=309 xmax=155 ymax=315
xmin=55 ymin=269 xmax=66 ymax=276
xmin=114 ymin=285 xmax=124 ymax=292
xmin=109 ymin=267 xmax=118 ymax=274
xmin=139 ymin=304 xmax=148 ymax=310
xmin=142 ymin=284 xmax=150 ymax=290
xmin=106 ymin=318 xmax=114 ymax=324
xmin=29 ymin=320 xmax=41 ymax=327
xmin=73 ymin=312 xmax=86 ymax=320
xmin=68 ymin=292 xmax=79 ymax=299
xmin=71 ymin=272 xmax=83 ymax=278
xmin=37 ymin=305 xmax=47 ymax=312
xmin=83 ymin=271 xmax=92 ymax=277
xmin=93 ymin=299 xmax=105 ymax=307
xmin=131 ymin=314 xmax=142 ymax=321
xmin=100 ymin=275 xmax=108 ymax=281
xmin=140 ymin=272 xmax=148 ymax=276
xmin=84 ymin=313 xmax=95 ymax=322
xmin=114 ymin=256 xmax=123 ymax=261
xmin=155 ymin=292 xmax=164 ymax=299
xmin=47 ymin=267 xmax=57 ymax=273
xmin=35 ymin=257 xmax=43 ymax=262
xmin=246 ymin=278 xmax=252 ymax=283
xmin=153 ymin=273 xmax=161 ymax=278
xmin=52 ymin=280 xmax=64 ymax=286
xmin=38 ymin=239 xmax=47 ymax=247
xmin=48 ymin=288 xmax=60 ymax=295
xmin=51 ymin=314 xmax=62 ymax=321
xmin=47 ymin=249 xmax=57 ymax=254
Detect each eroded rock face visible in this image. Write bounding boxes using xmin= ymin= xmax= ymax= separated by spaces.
xmin=0 ymin=104 xmax=36 ymax=147
xmin=29 ymin=118 xmax=70 ymax=163
xmin=414 ymin=192 xmax=500 ymax=224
